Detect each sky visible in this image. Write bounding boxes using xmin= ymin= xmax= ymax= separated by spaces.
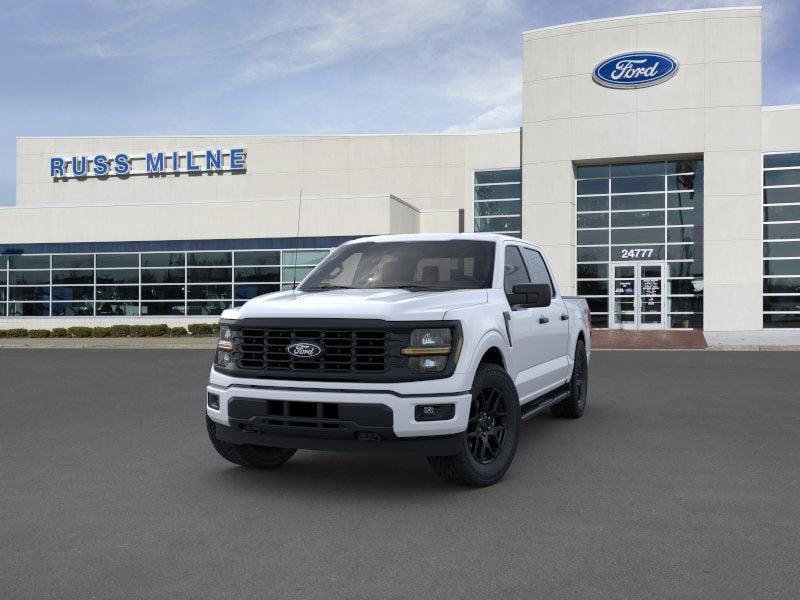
xmin=1 ymin=0 xmax=799 ymax=206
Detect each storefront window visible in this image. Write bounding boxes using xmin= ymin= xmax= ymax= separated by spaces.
xmin=474 ymin=169 xmax=521 ymax=236
xmin=576 ymin=159 xmax=704 ymax=329
xmin=763 ymin=153 xmax=800 ymax=328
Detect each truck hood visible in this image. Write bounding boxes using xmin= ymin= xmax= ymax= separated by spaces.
xmin=228 ymin=288 xmax=489 ymax=321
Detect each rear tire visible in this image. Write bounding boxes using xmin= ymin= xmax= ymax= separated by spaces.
xmin=551 ymin=339 xmax=588 ymax=419
xmin=206 ymin=417 xmax=296 ymax=469
xmin=427 ymin=363 xmax=520 ymax=487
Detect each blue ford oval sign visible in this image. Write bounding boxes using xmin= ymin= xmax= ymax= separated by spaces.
xmin=593 ymin=52 xmax=678 ymax=89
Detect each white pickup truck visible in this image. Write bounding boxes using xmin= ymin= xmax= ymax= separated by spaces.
xmin=206 ymin=233 xmax=590 ymax=486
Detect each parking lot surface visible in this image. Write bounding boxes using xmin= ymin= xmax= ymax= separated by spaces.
xmin=1 ymin=350 xmax=798 ymax=599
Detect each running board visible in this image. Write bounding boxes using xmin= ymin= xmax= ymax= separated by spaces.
xmin=520 ymin=384 xmax=570 ymax=421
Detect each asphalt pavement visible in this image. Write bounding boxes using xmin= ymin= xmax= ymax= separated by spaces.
xmin=1 ymin=350 xmax=798 ymax=599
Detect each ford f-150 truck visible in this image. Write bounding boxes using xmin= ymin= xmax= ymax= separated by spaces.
xmin=206 ymin=233 xmax=590 ymax=486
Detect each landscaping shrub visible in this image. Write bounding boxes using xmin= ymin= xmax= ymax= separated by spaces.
xmin=188 ymin=323 xmax=216 ymax=336
xmin=51 ymin=328 xmax=69 ymax=338
xmin=109 ymin=324 xmax=132 ymax=337
xmin=3 ymin=328 xmax=29 ymax=337
xmin=67 ymin=326 xmax=93 ymax=338
xmin=28 ymin=329 xmax=51 ymax=338
xmin=92 ymin=327 xmax=113 ymax=338
xmin=168 ymin=326 xmax=188 ymax=336
xmin=145 ymin=324 xmax=169 ymax=337
xmin=129 ymin=325 xmax=148 ymax=337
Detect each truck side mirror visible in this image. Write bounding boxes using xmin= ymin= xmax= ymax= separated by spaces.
xmin=508 ymin=283 xmax=551 ymax=309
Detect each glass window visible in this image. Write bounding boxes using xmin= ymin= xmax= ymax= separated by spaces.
xmin=235 ymin=284 xmax=280 ymax=300
xmin=667 ymin=245 xmax=695 ymax=261
xmin=503 ymin=246 xmax=530 ymax=294
xmin=763 ymin=188 xmax=800 ymax=204
xmin=52 ymin=270 xmax=93 ymax=284
xmin=764 ymin=223 xmax=800 ymax=240
xmin=234 ymin=267 xmax=280 ymax=282
xmin=611 ymin=162 xmax=663 ymax=177
xmin=670 ymin=279 xmax=701 ymax=295
xmin=474 ymin=216 xmax=521 ymax=233
xmin=612 ymin=194 xmax=664 ymax=211
xmin=474 ymin=200 xmax=521 ymax=217
xmin=577 ymin=179 xmax=607 ymax=195
xmin=577 ymin=263 xmax=608 ymax=279
xmin=52 ymin=254 xmax=93 ymax=269
xmin=668 ymin=191 xmax=702 ymax=209
xmin=187 ymin=302 xmax=228 ymax=316
xmin=141 ymin=302 xmax=185 ymax=315
xmin=611 ymin=228 xmax=665 ymax=244
xmin=667 ymin=174 xmax=698 ymax=191
xmin=763 ymin=314 xmax=800 ymax=327
xmin=282 ymin=250 xmax=330 ymax=266
xmin=141 ymin=253 xmax=185 ymax=268
xmin=9 ymin=303 xmax=49 ymax=316
xmin=521 ymin=248 xmax=555 ymax=295
xmin=234 ymin=251 xmax=280 ymax=266
xmin=96 ymin=302 xmax=138 ymax=316
xmin=611 ymin=176 xmax=663 ymax=194
xmin=611 ymin=246 xmax=665 ymax=261
xmin=52 ymin=286 xmax=93 ymax=301
xmin=669 ymin=297 xmax=703 ymax=312
xmin=141 ymin=268 xmax=184 ymax=284
xmin=763 ymin=278 xmax=800 ymax=294
xmin=577 ymin=196 xmax=608 ymax=212
xmin=187 ymin=284 xmax=232 ymax=300
xmin=52 ymin=302 xmax=94 ymax=316
xmin=764 ymin=153 xmax=800 ymax=168
xmin=667 ymin=160 xmax=701 ymax=174
xmin=764 ymin=205 xmax=800 ymax=223
xmin=576 ymin=165 xmax=608 ymax=179
xmin=667 ymin=227 xmax=695 ymax=244
xmin=96 ymin=269 xmax=138 ymax=284
xmin=611 ymin=211 xmax=664 ymax=228
xmin=474 ymin=170 xmax=520 ymax=185
xmin=764 ymin=170 xmax=800 ymax=187
xmin=283 ymin=266 xmax=313 ymax=283
xmin=668 ymin=209 xmax=700 ymax=226
xmin=763 ymin=296 xmax=800 ymax=312
xmin=141 ymin=286 xmax=185 ymax=300
xmin=577 ymin=213 xmax=608 ymax=229
xmin=9 ymin=255 xmax=49 ymax=269
xmin=0 ymin=271 xmax=5 ymax=285
xmin=585 ymin=297 xmax=608 ymax=313
xmin=188 ymin=252 xmax=231 ymax=266
xmin=96 ymin=286 xmax=139 ymax=301
xmin=763 ymin=241 xmax=800 ymax=258
xmin=10 ymin=271 xmax=50 ymax=285
xmin=187 ymin=267 xmax=230 ymax=283
xmin=474 ymin=184 xmax=521 ymax=200
xmin=764 ymin=259 xmax=800 ymax=276
xmin=577 ymin=247 xmax=609 ymax=262
xmin=10 ymin=287 xmax=50 ymax=301
xmin=96 ymin=253 xmax=138 ymax=268
xmin=577 ymin=230 xmax=608 ymax=245
xmin=577 ymin=281 xmax=608 ymax=295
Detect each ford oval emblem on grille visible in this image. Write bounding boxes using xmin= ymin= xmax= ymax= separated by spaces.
xmin=287 ymin=342 xmax=323 ymax=359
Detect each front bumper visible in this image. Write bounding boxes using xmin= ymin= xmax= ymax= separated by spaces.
xmin=206 ymin=371 xmax=472 ymax=453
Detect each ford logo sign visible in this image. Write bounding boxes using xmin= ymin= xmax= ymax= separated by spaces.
xmin=593 ymin=52 xmax=678 ymax=89
xmin=287 ymin=342 xmax=323 ymax=359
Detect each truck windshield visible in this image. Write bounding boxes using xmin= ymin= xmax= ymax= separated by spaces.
xmin=300 ymin=240 xmax=495 ymax=291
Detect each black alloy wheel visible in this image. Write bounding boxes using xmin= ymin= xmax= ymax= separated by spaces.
xmin=467 ymin=386 xmax=509 ymax=464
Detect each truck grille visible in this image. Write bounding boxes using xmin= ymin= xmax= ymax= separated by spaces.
xmin=234 ymin=327 xmax=403 ymax=374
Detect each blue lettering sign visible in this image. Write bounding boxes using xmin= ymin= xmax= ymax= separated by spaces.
xmin=50 ymin=157 xmax=65 ymax=177
xmin=72 ymin=156 xmax=88 ymax=177
xmin=186 ymin=150 xmax=200 ymax=172
xmin=230 ymin=148 xmax=246 ymax=170
xmin=205 ymin=149 xmax=222 ymax=170
xmin=146 ymin=152 xmax=165 ymax=173
xmin=114 ymin=153 xmax=130 ymax=175
xmin=593 ymin=52 xmax=678 ymax=89
xmin=171 ymin=151 xmax=180 ymax=171
xmin=93 ymin=154 xmax=109 ymax=176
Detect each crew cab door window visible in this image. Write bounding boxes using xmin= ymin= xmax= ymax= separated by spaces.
xmin=521 ymin=248 xmax=555 ymax=297
xmin=503 ymin=246 xmax=531 ymax=295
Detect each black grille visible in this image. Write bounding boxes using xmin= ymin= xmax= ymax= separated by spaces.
xmin=234 ymin=327 xmax=403 ymax=374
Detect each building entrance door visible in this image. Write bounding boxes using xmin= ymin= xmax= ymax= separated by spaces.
xmin=610 ymin=262 xmax=666 ymax=330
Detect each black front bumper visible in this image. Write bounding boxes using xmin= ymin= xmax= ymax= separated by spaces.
xmin=210 ymin=418 xmax=461 ymax=456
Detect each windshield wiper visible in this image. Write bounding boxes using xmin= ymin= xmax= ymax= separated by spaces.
xmin=376 ymin=284 xmax=438 ymax=291
xmin=300 ymin=285 xmax=354 ymax=291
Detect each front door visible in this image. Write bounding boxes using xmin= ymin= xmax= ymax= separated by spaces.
xmin=610 ymin=262 xmax=666 ymax=330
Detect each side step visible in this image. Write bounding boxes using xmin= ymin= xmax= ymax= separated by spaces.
xmin=520 ymin=384 xmax=570 ymax=421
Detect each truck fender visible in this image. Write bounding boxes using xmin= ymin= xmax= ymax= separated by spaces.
xmin=461 ymin=329 xmax=513 ymax=378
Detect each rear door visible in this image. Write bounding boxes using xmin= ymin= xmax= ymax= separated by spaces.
xmin=502 ymin=244 xmax=551 ymax=402
xmin=521 ymin=246 xmax=571 ymax=386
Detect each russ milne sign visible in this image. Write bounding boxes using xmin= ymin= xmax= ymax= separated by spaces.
xmin=49 ymin=148 xmax=246 ymax=179
xmin=592 ymin=52 xmax=678 ymax=89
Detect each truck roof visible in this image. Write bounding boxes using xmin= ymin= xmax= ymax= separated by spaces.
xmin=347 ymin=233 xmax=528 ymax=245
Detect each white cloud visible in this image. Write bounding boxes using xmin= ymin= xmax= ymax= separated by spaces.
xmin=442 ymin=103 xmax=521 ymax=132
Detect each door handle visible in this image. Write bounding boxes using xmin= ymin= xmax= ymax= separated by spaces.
xmin=539 ymin=316 xmax=549 ymax=324
xmin=560 ymin=313 xmax=569 ymax=321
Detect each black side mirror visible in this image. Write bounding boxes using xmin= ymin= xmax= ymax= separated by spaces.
xmin=508 ymin=283 xmax=551 ymax=308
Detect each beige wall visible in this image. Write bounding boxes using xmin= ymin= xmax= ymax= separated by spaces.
xmin=763 ymin=106 xmax=800 ymax=152
xmin=522 ymin=6 xmax=763 ymax=330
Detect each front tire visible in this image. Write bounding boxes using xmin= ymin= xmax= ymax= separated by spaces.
xmin=206 ymin=417 xmax=296 ymax=469
xmin=427 ymin=363 xmax=520 ymax=487
xmin=551 ymin=339 xmax=588 ymax=419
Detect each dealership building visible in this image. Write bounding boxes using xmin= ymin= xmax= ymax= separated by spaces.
xmin=2 ymin=6 xmax=799 ymax=333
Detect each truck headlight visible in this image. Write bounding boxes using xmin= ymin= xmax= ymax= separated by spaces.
xmin=403 ymin=328 xmax=456 ymax=373
xmin=215 ymin=325 xmax=235 ymax=367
